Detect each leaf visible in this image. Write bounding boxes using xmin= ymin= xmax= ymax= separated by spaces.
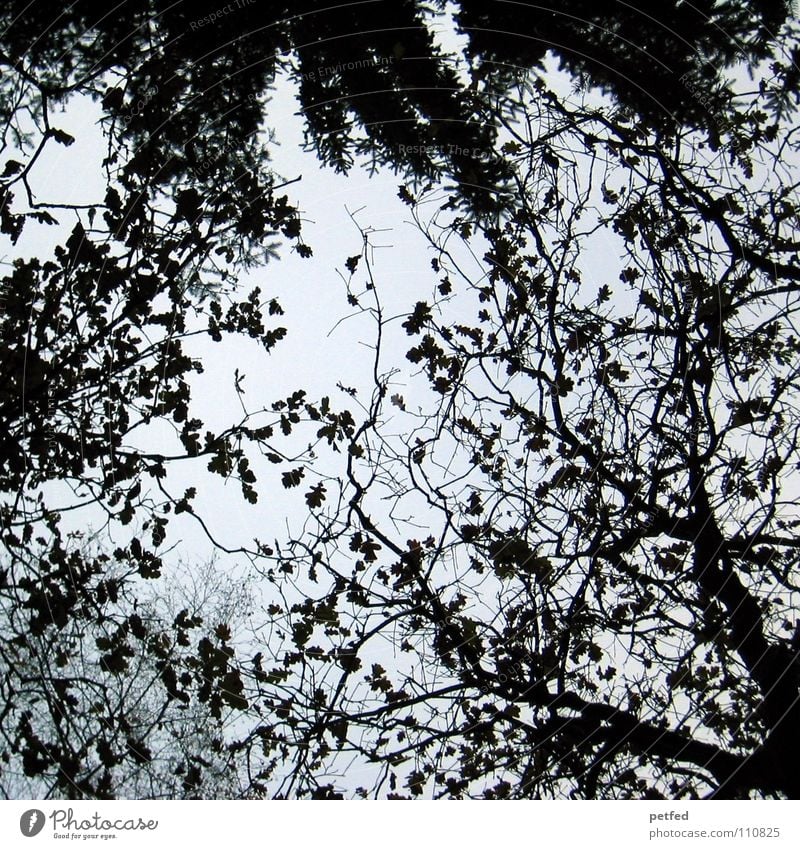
xmin=730 ymin=398 xmax=769 ymax=427
xmin=403 ymin=301 xmax=432 ymax=335
xmin=406 ymin=770 xmax=426 ymax=796
xmin=360 ymin=538 xmax=382 ymax=562
xmin=566 ymin=325 xmax=597 ymax=352
xmin=597 ymin=284 xmax=612 ymax=304
xmin=2 ymin=160 xmax=23 ymax=177
xmin=330 ymin=718 xmax=348 ymax=743
xmin=305 ymin=482 xmax=327 ymax=508
xmin=542 ymin=147 xmax=560 ymax=168
xmin=398 ymin=185 xmax=415 ymax=205
xmin=126 ymin=738 xmax=152 ymax=764
xmin=335 ymin=646 xmax=361 ymax=673
xmin=460 ymin=523 xmax=480 ymax=542
xmin=281 ymin=467 xmax=305 ymax=488
xmin=174 ymin=188 xmax=202 ymax=222
xmin=220 ymin=671 xmax=249 ymax=710
xmin=50 ymin=128 xmax=75 ymax=146
xmin=101 ymin=87 xmax=125 ymax=111
xmin=292 ymin=620 xmax=313 ymax=648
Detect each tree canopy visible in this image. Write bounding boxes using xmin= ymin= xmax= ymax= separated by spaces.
xmin=1 ymin=0 xmax=799 ymax=799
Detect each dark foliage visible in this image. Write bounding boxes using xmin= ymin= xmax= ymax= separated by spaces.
xmin=1 ymin=0 xmax=798 ymax=799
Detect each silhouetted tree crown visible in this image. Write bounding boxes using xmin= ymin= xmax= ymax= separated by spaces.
xmin=1 ymin=0 xmax=798 ymax=799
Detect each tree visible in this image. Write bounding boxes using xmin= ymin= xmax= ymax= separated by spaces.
xmin=0 ymin=549 xmax=252 ymax=799
xmin=228 ymin=25 xmax=800 ymax=798
xmin=0 ymin=0 xmax=797 ymax=798
xmin=0 ymin=1 xmax=792 ymax=216
xmin=0 ymin=0 xmax=316 ymax=797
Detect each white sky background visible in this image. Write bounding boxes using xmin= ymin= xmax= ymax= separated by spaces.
xmin=1 ymin=41 xmax=623 ymax=797
xmin=7 ymin=81 xmax=435 ymax=555
xmin=4 ymin=36 xmax=615 ymax=567
xmin=11 ymin=1 xmax=776 ymax=577
xmin=9 ymin=29 xmax=794 ymax=620
xmin=3 ymin=7 xmax=799 ymax=797
xmin=3 ymin=51 xmax=470 ymax=795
